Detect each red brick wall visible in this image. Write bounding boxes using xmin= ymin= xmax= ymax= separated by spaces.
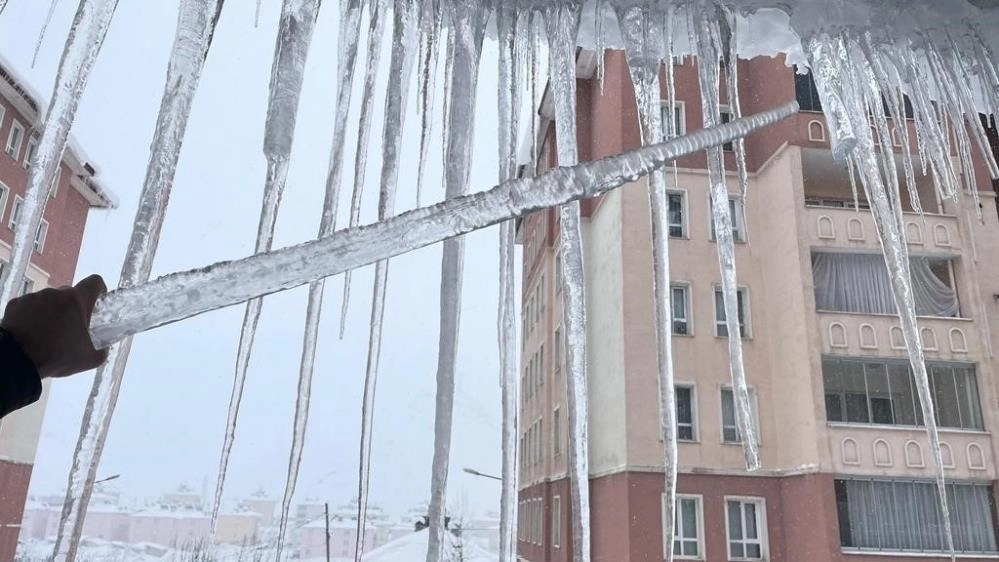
xmin=0 ymin=460 xmax=33 ymax=561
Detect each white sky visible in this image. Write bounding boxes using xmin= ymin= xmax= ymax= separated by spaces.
xmin=2 ymin=1 xmax=517 ymax=519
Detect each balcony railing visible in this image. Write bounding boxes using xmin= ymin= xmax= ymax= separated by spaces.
xmin=817 ymin=311 xmax=978 ymax=361
xmin=803 ymin=204 xmax=961 ymax=253
xmin=825 ymin=424 xmax=994 ymax=480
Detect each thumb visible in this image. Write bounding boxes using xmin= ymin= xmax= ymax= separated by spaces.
xmin=74 ymin=274 xmax=107 ymax=319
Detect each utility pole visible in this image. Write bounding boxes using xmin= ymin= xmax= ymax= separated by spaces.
xmin=324 ymin=502 xmax=331 ymax=562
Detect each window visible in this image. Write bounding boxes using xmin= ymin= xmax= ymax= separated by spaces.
xmin=721 ymin=387 xmax=758 ymax=444
xmin=538 ymin=344 xmax=544 ymax=387
xmin=719 ymin=107 xmax=734 ymax=151
xmin=34 ymin=219 xmax=48 ymax=254
xmin=552 ymin=496 xmax=561 ymax=548
xmin=9 ymin=195 xmax=22 ymax=230
xmin=661 ymin=101 xmax=686 ymax=140
xmin=554 ymin=326 xmax=562 ymax=375
xmin=835 ymin=478 xmax=997 ymax=553
xmin=714 ymin=287 xmax=748 ymax=338
xmin=20 ymin=278 xmax=32 ymax=296
xmin=676 ymin=386 xmax=696 ymax=441
xmin=555 ymin=252 xmax=562 ymax=293
xmin=23 ymin=136 xmax=38 ymax=168
xmin=668 ymin=495 xmax=703 ymax=559
xmin=804 ymin=197 xmax=870 ymax=210
xmin=709 ymin=195 xmax=745 ymax=242
xmin=50 ymin=166 xmax=62 ymax=198
xmin=6 ymin=120 xmax=24 ymax=158
xmin=0 ymin=182 xmax=9 ymax=223
xmin=667 ymin=190 xmax=686 ymax=238
xmin=812 ymin=253 xmax=959 ymax=317
xmin=794 ymin=69 xmax=822 ymax=112
xmin=822 ymin=357 xmax=984 ymax=430
xmin=553 ymin=407 xmax=561 ymax=457
xmin=671 ymin=284 xmax=691 ymax=335
xmin=536 ymin=420 xmax=543 ymax=465
xmin=726 ymin=498 xmax=766 ymax=560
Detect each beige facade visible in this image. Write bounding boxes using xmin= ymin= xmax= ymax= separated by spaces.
xmin=518 ymin=50 xmax=999 ymax=562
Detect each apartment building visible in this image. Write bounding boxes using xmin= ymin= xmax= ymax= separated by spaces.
xmin=0 ymin=60 xmax=113 ymax=560
xmin=516 ymin=50 xmax=999 ymax=562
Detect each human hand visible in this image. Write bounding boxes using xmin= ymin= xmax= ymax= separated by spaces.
xmin=1 ymin=274 xmax=110 ymax=379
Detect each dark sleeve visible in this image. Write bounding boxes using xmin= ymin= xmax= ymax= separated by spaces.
xmin=0 ymin=328 xmax=42 ymax=418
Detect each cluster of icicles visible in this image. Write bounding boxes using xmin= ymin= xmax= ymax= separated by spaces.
xmin=2 ymin=0 xmax=995 ymax=561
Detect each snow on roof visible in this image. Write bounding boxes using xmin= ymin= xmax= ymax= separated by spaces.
xmin=0 ymin=52 xmax=116 ymax=209
xmin=357 ymin=530 xmax=497 ymax=562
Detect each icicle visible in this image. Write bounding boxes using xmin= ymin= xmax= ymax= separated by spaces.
xmin=32 ymin=0 xmax=61 ymax=68
xmin=495 ymin=6 xmax=521 ymax=561
xmin=53 ymin=2 xmax=224 ymax=561
xmin=0 ymin=0 xmax=117 ymax=306
xmin=267 ymin=2 xmax=372 ymax=556
xmin=0 ymin=1 xmax=8 ymax=15
xmin=721 ymin=6 xmax=749 ymax=202
xmin=415 ymin=0 xmax=442 ymax=207
xmin=804 ymin=34 xmax=858 ymax=161
xmin=345 ymin=1 xmax=418 ymax=561
xmin=528 ymin=10 xmax=543 ymax=175
xmin=806 ymin=33 xmax=957 ymax=561
xmin=210 ymin=0 xmax=322 ymax=551
xmin=614 ymin=2 xmax=678 ymax=561
xmin=339 ymin=0 xmax=389 ymax=338
xmin=594 ymin=0 xmax=605 ymax=87
xmin=424 ymin=6 xmax=487 ymax=561
xmin=254 ymin=0 xmax=261 ymax=27
xmin=690 ymin=3 xmax=760 ymax=471
xmin=90 ymin=102 xmax=800 ymax=348
xmin=544 ymin=2 xmax=593 ymax=561
xmin=664 ymin=2 xmax=681 ymax=190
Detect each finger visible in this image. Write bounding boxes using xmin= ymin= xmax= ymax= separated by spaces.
xmin=74 ymin=274 xmax=107 ymax=318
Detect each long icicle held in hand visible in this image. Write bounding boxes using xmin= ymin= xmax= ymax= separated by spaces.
xmin=614 ymin=2 xmax=679 ymax=561
xmin=424 ymin=4 xmax=488 ymax=561
xmin=545 ymin=2 xmax=592 ymax=561
xmin=89 ymin=101 xmax=800 ymax=349
xmin=347 ymin=0 xmax=419 ymax=560
xmin=339 ymin=0 xmax=390 ymax=338
xmin=211 ymin=2 xmax=322 ymax=551
xmin=0 ymin=0 xmax=118 ymax=306
xmin=54 ymin=2 xmax=224 ymax=561
xmin=495 ymin=3 xmax=522 ymax=560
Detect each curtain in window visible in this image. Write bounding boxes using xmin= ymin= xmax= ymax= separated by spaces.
xmin=812 ymin=253 xmax=959 ymax=317
xmin=839 ymin=479 xmax=997 ymax=553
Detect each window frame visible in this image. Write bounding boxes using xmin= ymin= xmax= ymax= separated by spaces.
xmin=708 ymin=193 xmax=747 ymax=243
xmin=666 ymin=493 xmax=705 ymax=560
xmin=23 ymin=135 xmax=38 ymax=168
xmin=666 ymin=188 xmax=688 ymax=239
xmin=720 ymin=386 xmax=760 ymax=445
xmin=554 ymin=325 xmax=562 ymax=376
xmin=50 ymin=166 xmax=62 ymax=198
xmin=713 ymin=285 xmax=751 ymax=338
xmin=0 ymin=182 xmax=9 ymax=225
xmin=671 ymin=282 xmax=692 ymax=336
xmin=718 ymin=105 xmax=735 ymax=152
xmin=822 ymin=356 xmax=984 ymax=431
xmin=660 ymin=100 xmax=687 ymax=139
xmin=9 ymin=194 xmax=23 ymax=231
xmin=675 ymin=383 xmax=698 ymax=442
xmin=724 ymin=496 xmax=768 ymax=561
xmin=553 ymin=406 xmax=561 ymax=457
xmin=34 ymin=218 xmax=48 ymax=254
xmin=6 ymin=119 xmax=24 ymax=159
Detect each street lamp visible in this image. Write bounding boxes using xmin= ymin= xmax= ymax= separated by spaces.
xmin=462 ymin=467 xmax=501 ymax=481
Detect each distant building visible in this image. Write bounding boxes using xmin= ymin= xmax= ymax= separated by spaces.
xmin=0 ymin=58 xmax=114 ymax=561
xmin=239 ymin=489 xmax=276 ymax=528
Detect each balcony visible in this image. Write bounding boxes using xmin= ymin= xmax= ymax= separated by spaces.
xmin=826 ymin=424 xmax=994 ymax=481
xmin=817 ymin=312 xmax=977 ymax=361
xmin=803 ymin=204 xmax=961 ymax=254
